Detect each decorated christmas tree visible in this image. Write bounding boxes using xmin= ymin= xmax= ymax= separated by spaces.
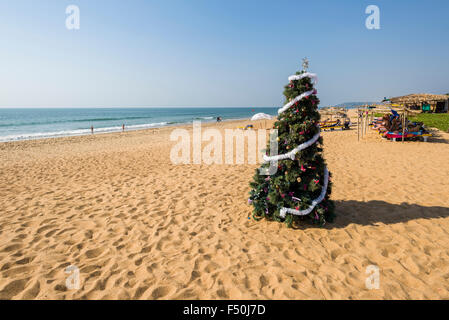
xmin=249 ymin=59 xmax=335 ymax=227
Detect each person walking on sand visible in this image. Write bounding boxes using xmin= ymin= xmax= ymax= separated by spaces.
xmin=91 ymin=125 xmax=94 ymax=134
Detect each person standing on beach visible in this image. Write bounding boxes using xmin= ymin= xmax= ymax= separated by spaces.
xmin=91 ymin=125 xmax=94 ymax=134
xmin=122 ymin=124 xmax=125 ymax=132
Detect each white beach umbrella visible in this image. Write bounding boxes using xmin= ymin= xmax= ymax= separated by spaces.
xmin=251 ymin=113 xmax=272 ymax=121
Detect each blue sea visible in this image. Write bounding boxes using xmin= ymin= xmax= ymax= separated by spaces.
xmin=0 ymin=107 xmax=278 ymax=142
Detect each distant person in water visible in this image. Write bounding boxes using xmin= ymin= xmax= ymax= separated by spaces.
xmin=91 ymin=125 xmax=94 ymax=134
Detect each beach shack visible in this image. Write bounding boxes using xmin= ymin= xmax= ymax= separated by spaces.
xmin=390 ymin=93 xmax=449 ymax=113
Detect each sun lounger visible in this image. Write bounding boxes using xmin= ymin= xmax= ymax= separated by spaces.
xmin=384 ymin=131 xmax=432 ymax=142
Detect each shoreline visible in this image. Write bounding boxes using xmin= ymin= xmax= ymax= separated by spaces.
xmin=0 ymin=117 xmax=263 ymax=145
xmin=0 ymin=105 xmax=371 ymax=144
xmin=0 ymin=118 xmax=276 ymax=165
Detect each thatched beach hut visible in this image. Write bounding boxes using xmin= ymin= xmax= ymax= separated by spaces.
xmin=319 ymin=106 xmax=348 ymax=119
xmin=390 ymin=93 xmax=449 ymax=113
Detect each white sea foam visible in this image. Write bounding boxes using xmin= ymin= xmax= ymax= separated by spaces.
xmin=0 ymin=122 xmax=169 ymax=142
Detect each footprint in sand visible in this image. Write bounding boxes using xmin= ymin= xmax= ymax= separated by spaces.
xmin=85 ymin=248 xmax=104 ymax=259
xmin=16 ymin=256 xmax=35 ymax=265
xmin=22 ymin=281 xmax=40 ymax=299
xmin=0 ymin=279 xmax=29 ymax=299
xmin=151 ymin=286 xmax=173 ymax=299
xmin=1 ymin=243 xmax=23 ymax=252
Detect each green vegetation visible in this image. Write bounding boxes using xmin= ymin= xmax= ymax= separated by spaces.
xmin=372 ymin=112 xmax=449 ymax=131
xmin=409 ymin=113 xmax=449 ymax=132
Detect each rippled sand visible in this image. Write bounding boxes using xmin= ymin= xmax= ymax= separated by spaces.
xmin=0 ymin=117 xmax=448 ymax=299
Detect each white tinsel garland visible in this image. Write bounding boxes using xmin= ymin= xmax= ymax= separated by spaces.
xmin=279 ymin=166 xmax=329 ymax=218
xmin=277 ymin=90 xmax=315 ymax=115
xmin=265 ymin=71 xmax=320 ymax=162
xmin=263 ymin=131 xmax=320 ymax=162
xmin=288 ymin=72 xmax=318 ymax=84
xmin=277 ymin=72 xmax=318 ymax=115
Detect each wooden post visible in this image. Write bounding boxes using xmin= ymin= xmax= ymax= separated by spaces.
xmin=402 ymin=107 xmax=406 ymax=142
xmin=361 ymin=108 xmax=364 ymax=138
xmin=357 ymin=107 xmax=360 ymax=141
xmin=361 ymin=108 xmax=364 ymax=139
xmin=360 ymin=108 xmax=363 ymax=139
xmin=365 ymin=109 xmax=368 ymax=135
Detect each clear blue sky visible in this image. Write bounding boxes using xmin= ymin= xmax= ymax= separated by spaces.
xmin=0 ymin=0 xmax=448 ymax=107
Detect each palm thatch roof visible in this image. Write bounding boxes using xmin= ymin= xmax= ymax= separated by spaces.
xmin=390 ymin=93 xmax=449 ymax=105
xmin=319 ymin=107 xmax=349 ymax=119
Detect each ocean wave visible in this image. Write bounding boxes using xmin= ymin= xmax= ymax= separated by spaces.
xmin=194 ymin=116 xmax=214 ymax=120
xmin=0 ymin=116 xmax=154 ymax=128
xmin=0 ymin=121 xmax=171 ymax=142
xmin=71 ymin=116 xmax=154 ymax=123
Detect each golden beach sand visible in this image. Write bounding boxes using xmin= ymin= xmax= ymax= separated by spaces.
xmin=0 ymin=116 xmax=448 ymax=299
